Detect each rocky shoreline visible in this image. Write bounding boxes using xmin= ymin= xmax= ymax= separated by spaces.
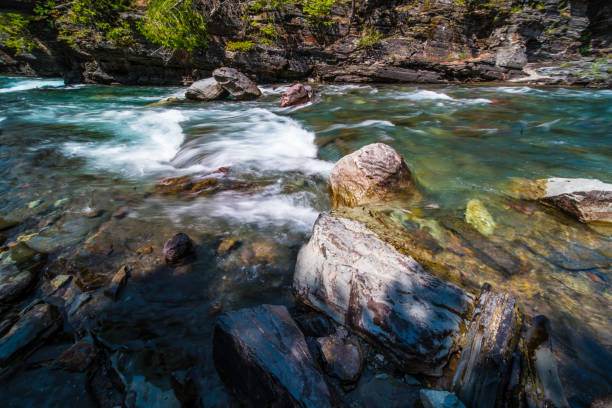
xmin=1 ymin=0 xmax=611 ymax=88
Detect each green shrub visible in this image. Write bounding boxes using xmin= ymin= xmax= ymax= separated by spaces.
xmin=358 ymin=27 xmax=382 ymax=48
xmin=107 ymin=21 xmax=133 ymax=46
xmin=0 ymin=12 xmax=36 ymax=53
xmin=303 ymin=0 xmax=335 ymax=25
xmin=139 ymin=0 xmax=207 ymax=51
xmin=226 ymin=40 xmax=254 ymax=52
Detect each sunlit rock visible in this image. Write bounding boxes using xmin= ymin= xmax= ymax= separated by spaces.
xmin=329 ymin=143 xmax=415 ymax=208
xmin=465 ymin=199 xmax=497 ymax=235
xmin=540 ymin=178 xmax=612 ymax=223
xmin=0 ymin=243 xmax=47 ymax=303
xmin=213 ymin=67 xmax=262 ymax=100
xmin=452 ymin=285 xmax=521 ymax=407
xmin=185 ymin=77 xmax=228 ymax=101
xmin=280 ymin=83 xmax=314 ymax=107
xmin=213 ymin=304 xmax=332 ymax=407
xmin=293 ymin=213 xmax=473 ymax=376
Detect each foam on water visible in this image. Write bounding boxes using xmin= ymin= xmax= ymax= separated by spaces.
xmin=63 ymin=109 xmax=187 ymax=177
xmin=396 ymin=89 xmax=491 ymax=104
xmin=0 ymin=78 xmax=65 ymax=93
xmin=172 ymin=108 xmax=333 ymax=175
xmin=321 ymin=119 xmax=395 ymax=133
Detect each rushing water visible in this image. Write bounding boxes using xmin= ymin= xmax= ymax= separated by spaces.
xmin=0 ymin=76 xmax=610 ymax=406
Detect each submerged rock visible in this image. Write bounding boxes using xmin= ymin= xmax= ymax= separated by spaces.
xmin=420 ymin=389 xmax=466 ymax=408
xmin=523 ymin=316 xmax=570 ymax=408
xmin=539 ymin=178 xmax=612 ymax=223
xmin=0 ymin=243 xmax=47 ymax=303
xmin=0 ymin=303 xmax=59 ymax=366
xmin=213 ymin=67 xmax=262 ymax=100
xmin=329 ymin=143 xmax=415 ymax=208
xmin=163 ymin=233 xmax=195 ymax=265
xmin=465 ymin=199 xmax=496 ymax=235
xmin=293 ymin=213 xmax=473 ymax=376
xmin=452 ymin=285 xmax=521 ymax=407
xmin=280 ymin=83 xmax=314 ymax=107
xmin=185 ymin=77 xmax=228 ymax=101
xmin=213 ymin=304 xmax=332 ymax=408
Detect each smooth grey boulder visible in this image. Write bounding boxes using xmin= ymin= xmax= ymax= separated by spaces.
xmin=0 ymin=303 xmax=59 ymax=366
xmin=293 ymin=213 xmax=473 ymax=376
xmin=212 ymin=67 xmax=262 ymax=100
xmin=495 ymin=44 xmax=527 ymax=69
xmin=420 ymin=389 xmax=466 ymax=408
xmin=185 ymin=77 xmax=228 ymax=101
xmin=539 ymin=178 xmax=612 ymax=223
xmin=328 ymin=143 xmax=415 ymax=208
xmin=452 ymin=285 xmax=521 ymax=408
xmin=213 ymin=304 xmax=332 ymax=408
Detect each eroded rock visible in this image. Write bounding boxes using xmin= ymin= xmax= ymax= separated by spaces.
xmin=329 ymin=143 xmax=414 ymax=208
xmin=104 ymin=265 xmax=128 ymax=300
xmin=0 ymin=303 xmax=59 ymax=366
xmin=293 ymin=213 xmax=473 ymax=376
xmin=280 ymin=83 xmax=314 ymax=107
xmin=452 ymin=285 xmax=521 ymax=408
xmin=213 ymin=67 xmax=262 ymax=100
xmin=539 ymin=178 xmax=612 ymax=223
xmin=185 ymin=77 xmax=228 ymax=101
xmin=213 ymin=304 xmax=332 ymax=408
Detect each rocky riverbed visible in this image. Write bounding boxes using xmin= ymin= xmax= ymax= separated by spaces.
xmin=0 ymin=76 xmax=610 ymax=407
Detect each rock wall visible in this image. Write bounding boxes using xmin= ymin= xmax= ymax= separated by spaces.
xmin=1 ymin=0 xmax=610 ymax=85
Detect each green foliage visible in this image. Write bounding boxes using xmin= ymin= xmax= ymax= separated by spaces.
xmin=107 ymin=21 xmax=134 ymax=46
xmin=247 ymin=0 xmax=295 ymax=13
xmin=63 ymin=0 xmax=130 ymax=26
xmin=358 ymin=27 xmax=382 ymax=48
xmin=260 ymin=24 xmax=277 ymax=38
xmin=139 ymin=0 xmax=207 ymax=51
xmin=226 ymin=40 xmax=254 ymax=52
xmin=0 ymin=12 xmax=37 ymax=53
xmin=302 ymin=0 xmax=335 ymax=25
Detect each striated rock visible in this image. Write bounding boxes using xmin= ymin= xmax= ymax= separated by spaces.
xmin=293 ymin=213 xmax=473 ymax=376
xmin=213 ymin=67 xmax=262 ymax=100
xmin=280 ymin=83 xmax=314 ymax=107
xmin=452 ymin=285 xmax=521 ymax=408
xmin=465 ymin=199 xmax=496 ymax=235
xmin=163 ymin=233 xmax=195 ymax=265
xmin=185 ymin=77 xmax=228 ymax=101
xmin=317 ymin=333 xmax=363 ymax=383
xmin=0 ymin=303 xmax=59 ymax=366
xmin=213 ymin=304 xmax=332 ymax=408
xmin=104 ymin=265 xmax=128 ymax=300
xmin=329 ymin=143 xmax=414 ymax=208
xmin=0 ymin=243 xmax=47 ymax=303
xmin=539 ymin=178 xmax=612 ymax=223
xmin=420 ymin=389 xmax=466 ymax=408
xmin=523 ymin=316 xmax=570 ymax=408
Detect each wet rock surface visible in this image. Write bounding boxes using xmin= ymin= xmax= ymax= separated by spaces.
xmin=452 ymin=285 xmax=521 ymax=408
xmin=280 ymin=83 xmax=314 ymax=107
xmin=163 ymin=233 xmax=195 ymax=265
xmin=212 ymin=304 xmax=332 ymax=408
xmin=294 ymin=213 xmax=473 ymax=376
xmin=420 ymin=389 xmax=467 ymax=408
xmin=0 ymin=243 xmax=47 ymax=303
xmin=213 ymin=67 xmax=262 ymax=101
xmin=185 ymin=77 xmax=228 ymax=101
xmin=329 ymin=143 xmax=415 ymax=208
xmin=317 ymin=331 xmax=363 ymax=384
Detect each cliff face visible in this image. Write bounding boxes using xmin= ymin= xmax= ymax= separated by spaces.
xmin=1 ymin=0 xmax=610 ymax=86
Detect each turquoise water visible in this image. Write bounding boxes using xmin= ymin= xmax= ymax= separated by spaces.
xmin=0 ymin=76 xmax=610 ymax=406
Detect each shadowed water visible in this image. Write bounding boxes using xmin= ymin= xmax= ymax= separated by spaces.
xmin=0 ymin=76 xmax=610 ymax=407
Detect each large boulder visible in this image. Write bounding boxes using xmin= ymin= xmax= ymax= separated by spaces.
xmin=280 ymin=83 xmax=314 ymax=107
xmin=451 ymin=285 xmax=521 ymax=408
xmin=329 ymin=143 xmax=414 ymax=208
xmin=213 ymin=304 xmax=332 ymax=408
xmin=539 ymin=178 xmax=612 ymax=223
xmin=213 ymin=67 xmax=262 ymax=100
xmin=185 ymin=77 xmax=228 ymax=101
xmin=293 ymin=213 xmax=473 ymax=376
